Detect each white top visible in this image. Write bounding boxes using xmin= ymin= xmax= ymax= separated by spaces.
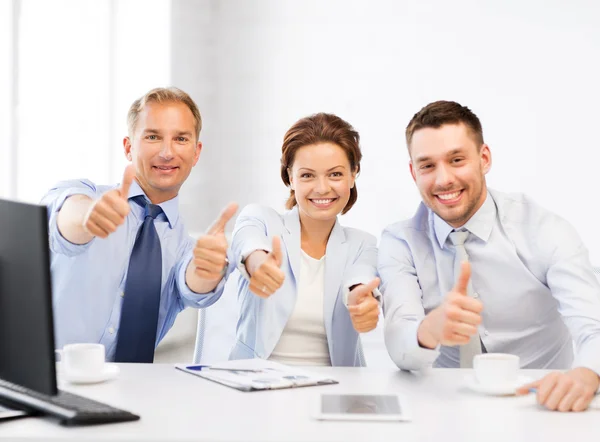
xmin=269 ymin=250 xmax=331 ymax=366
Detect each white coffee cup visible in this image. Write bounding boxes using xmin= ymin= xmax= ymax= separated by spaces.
xmin=473 ymin=353 xmax=520 ymax=386
xmin=58 ymin=343 xmax=106 ymax=376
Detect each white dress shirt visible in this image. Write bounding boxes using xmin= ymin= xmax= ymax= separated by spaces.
xmin=269 ymin=250 xmax=331 ymax=366
xmin=379 ymin=189 xmax=600 ymax=374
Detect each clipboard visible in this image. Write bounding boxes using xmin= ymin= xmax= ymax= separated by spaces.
xmin=175 ymin=359 xmax=338 ymax=392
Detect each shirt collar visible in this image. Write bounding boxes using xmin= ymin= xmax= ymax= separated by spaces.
xmin=127 ymin=180 xmax=179 ymax=229
xmin=433 ymin=191 xmax=496 ymax=249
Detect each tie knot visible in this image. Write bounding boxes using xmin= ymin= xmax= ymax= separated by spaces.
xmin=449 ymin=230 xmax=469 ymax=247
xmin=130 ymin=195 xmax=163 ymax=220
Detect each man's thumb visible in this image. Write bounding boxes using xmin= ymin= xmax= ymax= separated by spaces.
xmin=453 ymin=261 xmax=471 ymax=295
xmin=206 ymin=202 xmax=239 ymax=235
xmin=119 ymin=164 xmax=135 ymax=198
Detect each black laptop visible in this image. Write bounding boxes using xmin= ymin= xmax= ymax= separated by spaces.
xmin=0 ymin=198 xmax=139 ymax=426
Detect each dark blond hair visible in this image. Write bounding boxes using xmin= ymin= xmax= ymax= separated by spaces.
xmin=405 ymin=101 xmax=484 ymax=154
xmin=280 ymin=113 xmax=362 ymax=215
xmin=127 ymin=87 xmax=202 ymax=139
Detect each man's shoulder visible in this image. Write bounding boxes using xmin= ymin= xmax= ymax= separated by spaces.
xmin=491 ymin=189 xmax=567 ymax=227
xmin=382 ymin=202 xmax=431 ymax=239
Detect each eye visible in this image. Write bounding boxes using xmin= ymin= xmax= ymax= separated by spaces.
xmin=330 ymin=171 xmax=343 ymax=177
xmin=300 ymin=173 xmax=313 ymax=179
xmin=420 ymin=164 xmax=433 ymax=170
xmin=451 ymin=157 xmax=464 ymax=164
xmin=146 ymin=135 xmax=158 ymax=140
xmin=177 ymin=137 xmax=188 ymax=142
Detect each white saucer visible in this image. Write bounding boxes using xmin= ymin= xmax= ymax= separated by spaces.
xmin=62 ymin=364 xmax=120 ymax=385
xmin=464 ymin=374 xmax=532 ymax=396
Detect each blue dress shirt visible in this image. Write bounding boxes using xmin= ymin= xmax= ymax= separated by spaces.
xmin=41 ymin=179 xmax=226 ymax=361
xmin=379 ymin=189 xmax=600 ymax=375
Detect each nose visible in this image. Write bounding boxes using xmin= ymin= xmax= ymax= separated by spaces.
xmin=159 ymin=140 xmax=174 ymax=160
xmin=434 ymin=164 xmax=454 ymax=189
xmin=315 ymin=176 xmax=331 ymax=194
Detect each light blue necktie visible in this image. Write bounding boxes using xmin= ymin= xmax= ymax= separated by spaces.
xmin=449 ymin=230 xmax=483 ymax=368
xmin=114 ymin=196 xmax=163 ymax=363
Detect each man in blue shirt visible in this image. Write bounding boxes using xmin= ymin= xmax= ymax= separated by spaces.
xmin=42 ymin=87 xmax=237 ymax=363
xmin=379 ymin=100 xmax=600 ymax=411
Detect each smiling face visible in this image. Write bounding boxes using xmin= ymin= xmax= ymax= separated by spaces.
xmin=288 ymin=142 xmax=357 ymax=225
xmin=409 ymin=123 xmax=491 ymax=228
xmin=124 ymin=101 xmax=201 ymax=204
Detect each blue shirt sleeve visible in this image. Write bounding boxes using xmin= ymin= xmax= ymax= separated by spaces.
xmin=40 ymin=179 xmax=102 ymax=257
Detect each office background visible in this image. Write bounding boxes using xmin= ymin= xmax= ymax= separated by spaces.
xmin=1 ymin=0 xmax=598 ymax=364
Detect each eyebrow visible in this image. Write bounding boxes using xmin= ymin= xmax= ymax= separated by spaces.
xmin=298 ymin=165 xmax=347 ymax=172
xmin=141 ymin=129 xmax=193 ymax=137
xmin=414 ymin=148 xmax=466 ymax=164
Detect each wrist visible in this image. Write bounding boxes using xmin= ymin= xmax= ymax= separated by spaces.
xmin=417 ymin=314 xmax=439 ymax=349
xmin=569 ymin=367 xmax=600 ymax=390
xmin=245 ymin=250 xmax=269 ymax=276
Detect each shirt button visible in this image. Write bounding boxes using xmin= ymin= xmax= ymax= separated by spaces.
xmin=484 ymin=330 xmax=489 ymax=336
xmin=473 ymin=292 xmax=479 ymax=298
xmin=109 ymin=327 xmax=115 ymax=334
xmin=120 ymin=291 xmax=125 ymax=298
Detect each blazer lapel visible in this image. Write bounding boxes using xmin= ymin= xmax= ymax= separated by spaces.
xmin=323 ymin=219 xmax=348 ymax=361
xmin=282 ymin=207 xmax=302 ymax=283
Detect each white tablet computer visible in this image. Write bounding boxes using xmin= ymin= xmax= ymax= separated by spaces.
xmin=313 ymin=394 xmax=411 ymax=422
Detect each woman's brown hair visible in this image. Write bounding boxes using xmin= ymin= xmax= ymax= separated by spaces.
xmin=280 ymin=113 xmax=362 ymax=215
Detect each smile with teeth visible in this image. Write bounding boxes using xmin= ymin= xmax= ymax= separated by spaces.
xmin=436 ymin=190 xmax=462 ymax=201
xmin=310 ymin=198 xmax=337 ymax=206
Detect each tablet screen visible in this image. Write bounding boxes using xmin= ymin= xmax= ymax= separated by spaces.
xmin=321 ymin=394 xmax=402 ymax=415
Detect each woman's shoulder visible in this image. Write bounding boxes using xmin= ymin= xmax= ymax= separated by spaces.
xmin=238 ymin=203 xmax=285 ymax=225
xmin=339 ymin=225 xmax=377 ymax=246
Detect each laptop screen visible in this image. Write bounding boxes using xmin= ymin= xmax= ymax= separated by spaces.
xmin=0 ymin=198 xmax=58 ymax=396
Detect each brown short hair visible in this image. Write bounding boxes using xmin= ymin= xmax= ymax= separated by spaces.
xmin=280 ymin=113 xmax=362 ymax=215
xmin=405 ymin=101 xmax=484 ymax=153
xmin=127 ymin=87 xmax=202 ymax=140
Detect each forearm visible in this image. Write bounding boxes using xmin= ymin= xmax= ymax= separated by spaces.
xmin=185 ymin=260 xmax=221 ymax=294
xmin=56 ymin=195 xmax=94 ymax=244
xmin=417 ymin=309 xmax=441 ymax=349
xmin=385 ymin=318 xmax=439 ymax=371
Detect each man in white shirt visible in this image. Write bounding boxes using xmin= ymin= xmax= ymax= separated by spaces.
xmin=379 ymin=100 xmax=600 ymax=411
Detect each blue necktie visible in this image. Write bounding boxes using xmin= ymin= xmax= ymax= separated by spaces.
xmin=114 ymin=196 xmax=163 ymax=363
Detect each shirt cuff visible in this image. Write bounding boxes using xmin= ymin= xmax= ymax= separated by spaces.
xmin=177 ymin=250 xmax=232 ymax=307
xmin=48 ymin=187 xmax=97 ymax=257
xmin=387 ymin=318 xmax=440 ymax=371
xmin=237 ymin=239 xmax=272 ymax=281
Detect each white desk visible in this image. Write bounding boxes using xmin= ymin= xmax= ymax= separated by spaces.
xmin=1 ymin=365 xmax=598 ymax=442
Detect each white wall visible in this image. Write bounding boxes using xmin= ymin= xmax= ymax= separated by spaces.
xmin=174 ymin=0 xmax=600 ymax=266
xmin=170 ymin=0 xmax=600 ymax=366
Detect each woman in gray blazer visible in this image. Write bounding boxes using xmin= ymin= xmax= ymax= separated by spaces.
xmin=230 ymin=113 xmax=380 ymax=367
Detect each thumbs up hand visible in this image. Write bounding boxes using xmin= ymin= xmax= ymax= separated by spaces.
xmin=83 ymin=165 xmax=135 ymax=239
xmin=192 ymin=202 xmax=239 ymax=281
xmin=347 ymin=278 xmax=381 ymax=333
xmin=247 ymin=236 xmax=285 ymax=298
xmin=417 ymin=261 xmax=484 ymax=348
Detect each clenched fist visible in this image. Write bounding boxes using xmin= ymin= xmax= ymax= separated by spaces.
xmin=83 ymin=165 xmax=135 ymax=239
xmin=192 ymin=203 xmax=239 ymax=281
xmin=418 ymin=261 xmax=483 ymax=348
xmin=347 ymin=278 xmax=381 ymax=333
xmin=247 ymin=236 xmax=285 ymax=298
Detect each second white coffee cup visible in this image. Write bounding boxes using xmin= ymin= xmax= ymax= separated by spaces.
xmin=473 ymin=353 xmax=520 ymax=386
xmin=59 ymin=343 xmax=106 ymax=376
